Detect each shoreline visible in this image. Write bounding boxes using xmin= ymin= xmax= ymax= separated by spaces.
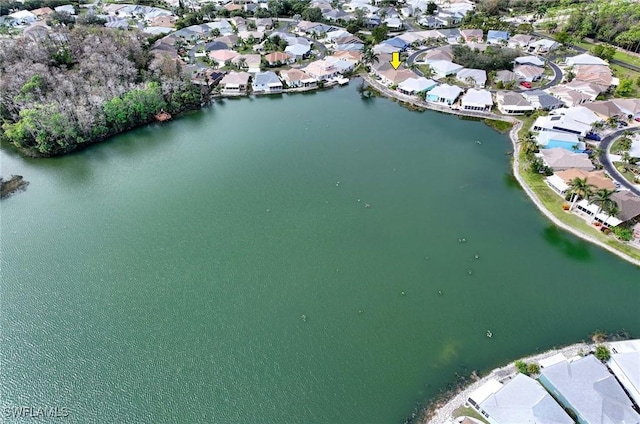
xmin=423 ymin=341 xmax=593 ymax=424
xmin=360 ymin=74 xmax=640 ymax=268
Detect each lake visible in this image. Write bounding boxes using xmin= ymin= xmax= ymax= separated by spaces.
xmin=1 ymin=82 xmax=638 ymax=424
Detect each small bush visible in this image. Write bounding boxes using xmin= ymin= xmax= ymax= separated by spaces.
xmin=526 ymin=363 xmax=540 ymax=375
xmin=515 ymin=360 xmax=528 ymax=374
xmin=595 ymin=345 xmax=611 ymax=362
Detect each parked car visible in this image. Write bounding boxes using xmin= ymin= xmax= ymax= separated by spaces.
xmin=617 ymin=120 xmax=628 ymax=127
xmin=585 ymin=132 xmax=601 ymax=141
xmin=520 ymin=81 xmax=532 ymax=89
xmin=635 ymin=117 xmax=640 ymax=122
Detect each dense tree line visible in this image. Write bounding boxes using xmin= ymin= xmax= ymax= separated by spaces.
xmin=452 ymin=45 xmax=519 ymax=71
xmin=0 ymin=27 xmax=202 ymax=157
xmin=564 ymin=0 xmax=640 ymax=53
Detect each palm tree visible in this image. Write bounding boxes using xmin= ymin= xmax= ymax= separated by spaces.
xmin=567 ymin=177 xmax=594 ymax=211
xmin=589 ymin=188 xmax=616 ymax=223
xmin=362 ymin=48 xmax=379 ymax=69
xmin=601 ymin=203 xmax=619 ymax=227
xmin=237 ymin=57 xmax=247 ymax=70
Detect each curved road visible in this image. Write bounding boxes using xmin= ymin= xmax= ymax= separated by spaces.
xmin=600 ymin=128 xmax=640 ymax=196
xmin=406 ymin=46 xmax=563 ymax=91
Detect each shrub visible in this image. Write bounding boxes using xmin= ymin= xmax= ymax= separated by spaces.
xmin=515 ymin=360 xmax=528 ymax=374
xmin=595 ymin=345 xmax=610 ymax=362
xmin=526 ymin=363 xmax=540 ymax=375
xmin=612 ymin=226 xmax=633 ymax=241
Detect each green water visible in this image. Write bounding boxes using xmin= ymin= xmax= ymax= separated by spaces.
xmin=1 ymin=83 xmax=639 ymax=424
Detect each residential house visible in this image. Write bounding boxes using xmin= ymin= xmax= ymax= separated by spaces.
xmin=514 ymin=64 xmax=544 ymax=82
xmin=264 ymin=51 xmax=291 ymax=66
xmin=255 ymin=18 xmax=273 ymax=31
xmin=383 ymin=36 xmax=410 ymax=51
xmin=528 ymin=39 xmax=559 ymax=53
xmin=536 ymin=131 xmax=583 ymax=151
xmin=539 ymin=355 xmax=640 ymax=424
xmin=54 ymin=5 xmax=75 ymax=15
xmin=325 ymin=55 xmax=357 ymax=74
xmin=514 ymin=56 xmax=545 ymax=67
xmin=219 ymin=71 xmax=251 ymax=95
xmin=611 ymin=191 xmax=640 ymax=225
xmin=551 ymin=106 xmax=601 ymax=127
xmin=557 ymin=169 xmax=615 ymax=191
xmin=191 ymin=69 xmax=224 ymax=87
xmin=397 ymin=78 xmax=437 ymax=96
xmin=435 ymin=28 xmax=461 ymax=44
xmin=373 ymin=43 xmax=402 ymax=55
xmin=418 ymin=15 xmax=448 ymax=29
xmin=279 ymin=69 xmax=317 ymax=89
xmin=304 ymin=59 xmax=338 ymax=81
xmin=423 ymin=46 xmax=454 ymax=62
xmin=429 ymin=60 xmax=463 ymax=78
xmin=634 ymin=223 xmax=640 ymax=244
xmin=7 ymin=10 xmax=37 ymax=26
xmin=467 ymin=374 xmax=573 ymax=424
xmin=565 ymin=53 xmax=608 ymax=67
xmin=520 ymin=90 xmax=564 ymax=110
xmin=495 ymin=70 xmax=517 ymax=85
xmin=30 ymin=7 xmax=54 ymax=20
xmin=532 ymin=114 xmax=592 ymax=137
xmin=384 ymin=16 xmax=404 ymax=30
xmin=378 ymin=68 xmax=416 ymax=86
xmin=610 ymin=98 xmax=640 ymax=120
xmin=574 ymin=65 xmax=615 ymax=90
xmin=459 ymin=29 xmax=483 ymax=43
xmin=565 ymin=80 xmax=605 ymax=101
xmin=426 ymin=84 xmax=463 ymax=106
xmin=456 ymin=68 xmax=487 ymax=88
xmin=495 ymin=91 xmax=535 ymax=115
xmin=252 ymin=71 xmax=282 ymax=94
xmin=285 ymin=44 xmax=311 ymax=61
xmin=214 ymin=34 xmax=239 ymax=48
xmin=332 ymin=50 xmax=362 ymax=63
xmin=460 ymin=89 xmax=493 ymax=111
xmin=232 ymin=54 xmax=261 ymax=73
xmin=546 ymin=86 xmax=592 ymax=107
xmin=326 ymin=29 xmax=351 ymax=41
xmin=209 ymin=49 xmax=240 ymax=66
xmin=607 ymin=339 xmax=640 ymax=408
xmin=486 ymin=30 xmax=509 ymax=45
xmin=538 ymin=148 xmax=594 ymax=171
xmin=508 ymin=34 xmax=533 ymax=49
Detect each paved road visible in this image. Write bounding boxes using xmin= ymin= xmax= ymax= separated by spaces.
xmin=406 ymin=46 xmax=563 ymax=92
xmin=599 ymin=127 xmax=640 ymax=196
xmin=533 ymin=32 xmax=640 ymax=73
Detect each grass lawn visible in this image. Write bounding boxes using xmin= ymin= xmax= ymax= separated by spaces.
xmin=610 ymin=138 xmax=627 ymax=155
xmin=484 ymin=119 xmax=513 ymax=133
xmin=574 ymin=40 xmax=640 ymax=67
xmin=518 ymin=156 xmax=640 ymax=261
xmin=452 ymin=406 xmax=489 ymax=424
xmin=614 ymin=162 xmax=640 ymax=185
xmin=609 ymin=64 xmax=640 ymax=97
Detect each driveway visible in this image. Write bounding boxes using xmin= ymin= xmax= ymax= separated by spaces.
xmin=600 ymin=127 xmax=640 ymax=195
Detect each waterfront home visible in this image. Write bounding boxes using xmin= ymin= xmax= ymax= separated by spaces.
xmin=607 ymin=340 xmax=640 ymax=407
xmin=522 ymin=90 xmax=564 ymax=110
xmin=539 ymin=148 xmax=594 ymax=171
xmin=219 ymin=71 xmax=251 ymax=95
xmin=397 ymin=78 xmax=437 ymax=96
xmin=232 ymin=54 xmax=261 ymax=73
xmin=279 ymin=69 xmax=317 ymax=89
xmin=539 ymin=355 xmax=640 ymax=424
xmin=332 ymin=50 xmax=362 ymax=63
xmin=264 ymin=52 xmax=291 ymax=66
xmin=486 ymin=30 xmax=509 ymax=45
xmin=426 ymin=84 xmax=463 ymax=106
xmin=514 ymin=56 xmax=545 ymax=67
xmin=467 ymin=374 xmax=573 ymax=424
xmin=251 ymin=71 xmax=282 ymax=94
xmin=533 ymin=115 xmax=592 ymax=137
xmin=495 ymin=91 xmax=534 ymax=115
xmin=460 ymin=89 xmax=493 ymax=111
xmin=191 ymin=69 xmax=225 ymax=87
xmin=536 ymin=131 xmax=582 ymax=151
xmin=611 ymin=191 xmax=640 ymax=225
xmin=304 ymin=60 xmax=338 ymax=81
xmin=565 ymin=53 xmax=608 ymax=67
xmin=430 ymin=60 xmax=463 ymax=78
xmin=582 ymin=100 xmax=627 ymax=121
xmin=378 ymin=68 xmax=416 ymax=86
xmin=564 ymin=80 xmax=605 ymax=101
xmin=456 ymin=68 xmax=487 ymax=88
xmin=551 ymin=106 xmax=601 ymax=126
xmin=528 ymin=39 xmax=559 ymax=53
xmin=495 ymin=70 xmax=517 ymax=84
xmin=460 ymin=29 xmax=483 ymax=43
xmin=508 ymin=34 xmax=534 ymax=49
xmin=634 ymin=223 xmax=640 ymax=244
xmin=383 ymin=37 xmax=410 ymax=51
xmin=325 ymin=55 xmax=358 ymax=74
xmin=514 ymin=64 xmax=544 ymax=82
xmin=555 ymin=169 xmax=615 ymax=191
xmin=546 ymin=86 xmax=592 ymax=107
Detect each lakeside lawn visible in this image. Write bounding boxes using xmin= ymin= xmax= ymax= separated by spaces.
xmin=517 ymin=154 xmax=640 ymax=262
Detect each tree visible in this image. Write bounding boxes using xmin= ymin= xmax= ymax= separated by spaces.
xmin=302 ymin=7 xmax=322 ymax=22
xmin=426 ymin=2 xmax=437 ymax=15
xmin=568 ymin=177 xmax=594 ymax=211
xmin=554 ymin=31 xmax=571 ymax=45
xmin=594 ymin=345 xmax=610 ymax=362
xmin=526 ymin=363 xmax=540 ymax=375
xmin=615 ymin=78 xmax=634 ymax=97
xmin=515 ymin=360 xmax=528 ymax=374
xmin=371 ymin=24 xmax=389 ymax=44
xmin=589 ymin=188 xmax=617 ymax=223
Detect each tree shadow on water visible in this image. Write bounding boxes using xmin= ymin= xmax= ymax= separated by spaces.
xmin=542 ymin=225 xmax=592 ymax=262
xmin=503 ymin=173 xmax=522 ymax=190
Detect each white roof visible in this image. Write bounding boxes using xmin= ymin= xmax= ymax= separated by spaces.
xmin=609 ymin=339 xmax=640 ymax=354
xmin=430 ymin=60 xmax=463 ymax=75
xmin=461 ymin=88 xmax=492 ymax=106
xmin=546 ymin=175 xmax=569 ymax=192
xmin=515 ymin=56 xmax=545 ymax=66
xmin=398 ymin=77 xmax=437 ymax=92
xmin=468 ymin=379 xmax=503 ymax=405
xmin=428 ymin=84 xmax=463 ymax=100
xmin=595 ymin=212 xmax=622 ymax=226
xmin=480 ymin=374 xmax=573 ymax=424
xmin=9 ymin=10 xmax=36 ymax=19
xmin=552 ymin=106 xmax=601 ymax=125
xmin=539 ymin=353 xmax=567 ymax=369
xmin=566 ymin=53 xmax=608 ymax=66
xmin=457 ymin=68 xmax=487 ymax=85
xmin=577 ymin=199 xmax=602 ymax=214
